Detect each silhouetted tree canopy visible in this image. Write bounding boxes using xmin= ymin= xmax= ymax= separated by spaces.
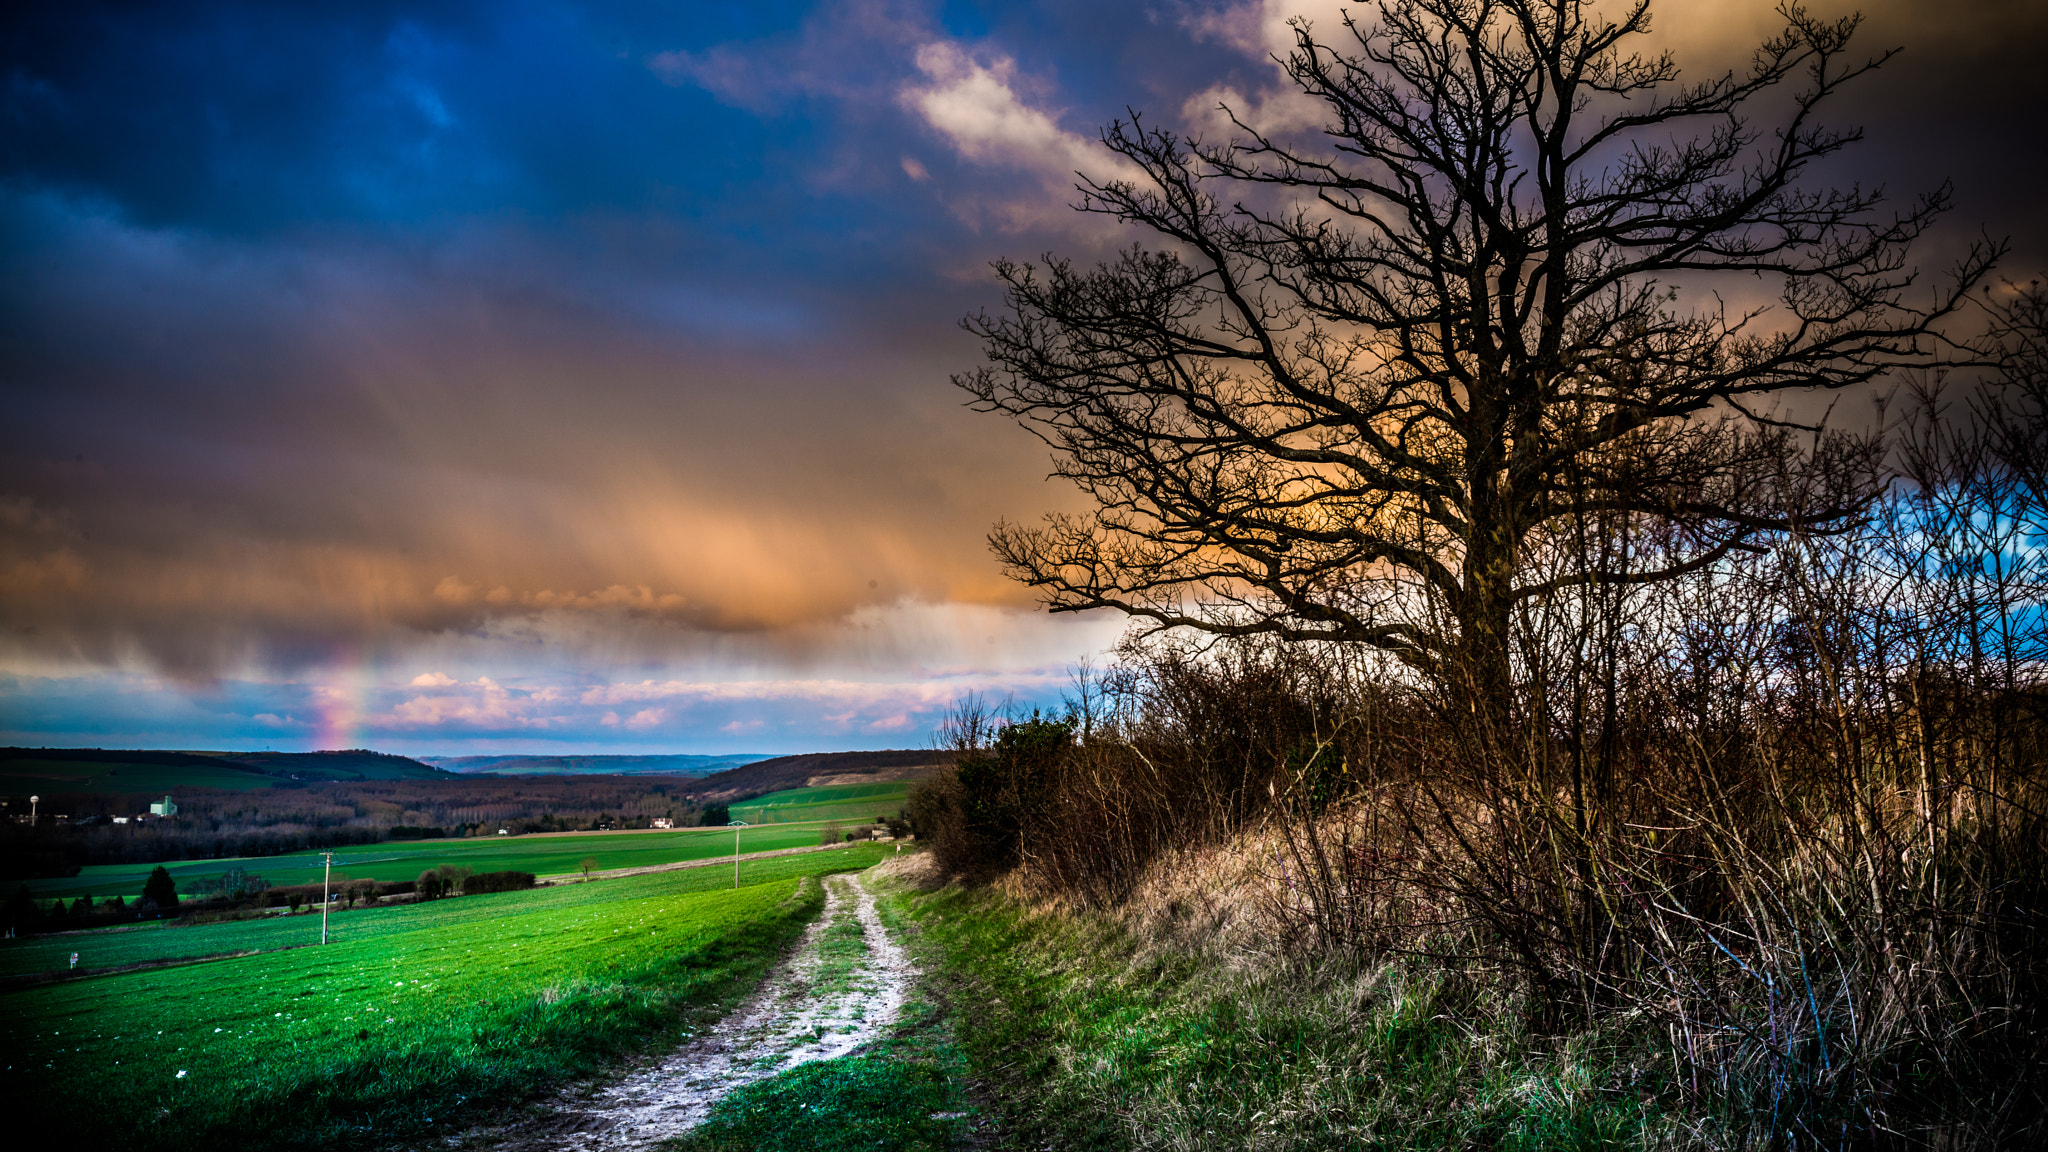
xmin=962 ymin=0 xmax=1997 ymax=696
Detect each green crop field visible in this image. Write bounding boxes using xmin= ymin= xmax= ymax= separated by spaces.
xmin=2 ymin=843 xmax=894 ymax=1151
xmin=20 ymin=821 xmax=841 ymax=902
xmin=0 ymin=755 xmax=276 ymax=796
xmin=0 ymin=842 xmax=891 ymax=978
xmin=729 ymin=780 xmax=914 ymax=825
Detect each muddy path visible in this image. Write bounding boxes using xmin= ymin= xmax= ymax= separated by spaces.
xmin=458 ymin=872 xmax=913 ymax=1151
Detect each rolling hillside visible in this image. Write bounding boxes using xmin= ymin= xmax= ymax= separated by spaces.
xmin=215 ymin=749 xmax=452 ymax=780
xmin=684 ymin=749 xmax=951 ymax=804
xmin=727 ymin=780 xmax=916 ymax=825
xmin=421 ymin=753 xmax=775 ymax=776
xmin=0 ymin=748 xmax=279 ymax=796
xmin=0 ymin=747 xmax=450 ymax=800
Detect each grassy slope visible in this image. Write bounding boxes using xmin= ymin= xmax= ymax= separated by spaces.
xmin=0 ymin=756 xmax=277 ymax=795
xmin=20 ymin=821 xmax=841 ymax=901
xmin=212 ymin=750 xmax=449 ymax=780
xmin=2 ymin=844 xmax=891 ymax=977
xmin=728 ymin=780 xmax=912 ymax=825
xmin=2 ymin=844 xmax=894 ymax=1151
xmin=880 ymin=877 xmax=1670 ymax=1152
xmin=683 ymin=749 xmax=945 ymax=803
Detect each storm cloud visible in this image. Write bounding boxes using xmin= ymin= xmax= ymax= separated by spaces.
xmin=3 ymin=0 xmax=2042 ymax=752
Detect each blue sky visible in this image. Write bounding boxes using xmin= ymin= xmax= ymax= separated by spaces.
xmin=2 ymin=0 xmax=2042 ymax=755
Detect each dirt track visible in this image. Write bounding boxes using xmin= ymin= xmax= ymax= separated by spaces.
xmin=455 ymin=872 xmax=913 ymax=1150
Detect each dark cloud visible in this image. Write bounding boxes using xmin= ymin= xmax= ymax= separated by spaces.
xmin=2 ymin=0 xmax=2042 ymax=750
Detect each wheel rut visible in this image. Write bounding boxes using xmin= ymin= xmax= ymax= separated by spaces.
xmin=461 ymin=872 xmax=913 ymax=1151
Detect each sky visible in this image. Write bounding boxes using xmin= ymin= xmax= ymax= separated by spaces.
xmin=2 ymin=0 xmax=2044 ymax=756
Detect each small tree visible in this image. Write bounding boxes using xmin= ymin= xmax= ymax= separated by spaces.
xmin=579 ymin=857 xmax=598 ymax=882
xmin=416 ymin=870 xmax=442 ymax=900
xmin=437 ymin=864 xmax=474 ymax=895
xmin=142 ymin=864 xmax=178 ymax=910
xmin=69 ymin=894 xmax=92 ymax=919
xmin=4 ymin=884 xmax=40 ymax=936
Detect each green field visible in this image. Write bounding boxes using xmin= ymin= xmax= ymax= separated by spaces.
xmin=3 ymin=843 xmax=893 ymax=1150
xmin=0 ymin=844 xmax=886 ymax=978
xmin=730 ymin=780 xmax=913 ymax=825
xmin=0 ymin=755 xmax=276 ymax=796
xmin=20 ymin=821 xmax=841 ymax=902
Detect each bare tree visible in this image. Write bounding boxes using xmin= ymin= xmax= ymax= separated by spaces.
xmin=960 ymin=0 xmax=1997 ymax=700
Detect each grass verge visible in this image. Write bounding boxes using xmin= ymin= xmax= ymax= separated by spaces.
xmin=878 ymin=874 xmax=1678 ymax=1152
xmin=670 ymin=1056 xmax=961 ymax=1152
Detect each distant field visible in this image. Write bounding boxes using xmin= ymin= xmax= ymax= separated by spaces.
xmin=729 ymin=780 xmax=914 ymax=825
xmin=3 ymin=844 xmax=892 ymax=1150
xmin=20 ymin=821 xmax=842 ymax=902
xmin=1 ymin=843 xmax=891 ymax=978
xmin=0 ymin=755 xmax=276 ymax=796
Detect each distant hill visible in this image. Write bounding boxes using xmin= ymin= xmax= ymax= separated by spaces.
xmin=0 ymin=745 xmax=944 ymax=803
xmin=215 ymin=749 xmax=452 ymax=781
xmin=684 ymin=749 xmax=953 ymax=803
xmin=0 ymin=747 xmax=279 ymax=796
xmin=419 ymin=753 xmax=775 ymax=777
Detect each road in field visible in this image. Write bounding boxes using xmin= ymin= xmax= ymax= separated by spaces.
xmin=465 ymin=872 xmax=915 ymax=1150
xmin=22 ymin=822 xmax=842 ymax=900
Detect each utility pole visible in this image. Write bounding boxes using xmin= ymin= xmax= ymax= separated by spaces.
xmin=728 ymin=821 xmax=749 ymax=889
xmin=320 ymin=851 xmax=334 ymax=945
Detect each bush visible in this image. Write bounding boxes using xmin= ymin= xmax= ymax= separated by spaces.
xmin=464 ymin=870 xmax=536 ymax=894
xmin=914 ymin=710 xmax=1078 ymax=880
xmin=905 ymin=774 xmax=966 ymax=867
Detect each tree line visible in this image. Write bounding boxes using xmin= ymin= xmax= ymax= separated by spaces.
xmin=0 ymin=775 xmax=729 ymax=878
